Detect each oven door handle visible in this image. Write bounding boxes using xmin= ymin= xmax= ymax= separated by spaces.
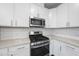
xmin=31 ymin=43 xmax=49 ymax=49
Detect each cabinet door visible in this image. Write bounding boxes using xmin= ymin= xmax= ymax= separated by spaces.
xmin=44 ymin=9 xmax=49 ymax=28
xmin=0 ymin=3 xmax=13 ymax=26
xmin=15 ymin=44 xmax=30 ymax=56
xmin=74 ymin=47 xmax=79 ymax=56
xmin=39 ymin=7 xmax=48 ymax=19
xmin=0 ymin=48 xmax=8 ymax=56
xmin=48 ymin=8 xmax=56 ymax=28
xmin=68 ymin=3 xmax=79 ymax=27
xmin=61 ymin=42 xmax=75 ymax=56
xmin=30 ymin=4 xmax=39 ymax=17
xmin=56 ymin=4 xmax=68 ymax=27
xmin=38 ymin=6 xmax=44 ymax=18
xmin=53 ymin=40 xmax=60 ymax=56
xmin=39 ymin=6 xmax=49 ymax=28
xmin=50 ymin=39 xmax=54 ymax=55
xmin=9 ymin=44 xmax=30 ymax=56
xmin=14 ymin=3 xmax=30 ymax=27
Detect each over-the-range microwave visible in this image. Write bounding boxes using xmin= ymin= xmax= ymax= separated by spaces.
xmin=29 ymin=17 xmax=45 ymax=28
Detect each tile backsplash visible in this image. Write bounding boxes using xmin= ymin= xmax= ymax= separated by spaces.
xmin=0 ymin=27 xmax=29 ymax=40
xmin=0 ymin=27 xmax=53 ymax=40
xmin=48 ymin=27 xmax=79 ymax=37
xmin=30 ymin=27 xmax=79 ymax=37
xmin=0 ymin=27 xmax=79 ymax=40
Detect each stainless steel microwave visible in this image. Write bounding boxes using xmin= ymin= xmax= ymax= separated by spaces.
xmin=29 ymin=17 xmax=45 ymax=28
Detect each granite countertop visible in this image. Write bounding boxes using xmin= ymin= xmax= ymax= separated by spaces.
xmin=0 ymin=38 xmax=30 ymax=49
xmin=1 ymin=34 xmax=79 ymax=49
xmin=47 ymin=34 xmax=79 ymax=47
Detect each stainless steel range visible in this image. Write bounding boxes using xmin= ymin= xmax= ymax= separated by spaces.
xmin=29 ymin=31 xmax=49 ymax=56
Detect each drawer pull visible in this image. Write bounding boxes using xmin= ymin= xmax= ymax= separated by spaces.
xmin=11 ymin=20 xmax=13 ymax=26
xmin=66 ymin=45 xmax=74 ymax=49
xmin=11 ymin=54 xmax=13 ymax=56
xmin=18 ymin=47 xmax=25 ymax=49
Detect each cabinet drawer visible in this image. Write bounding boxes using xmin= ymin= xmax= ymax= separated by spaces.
xmin=8 ymin=44 xmax=30 ymax=56
xmin=9 ymin=44 xmax=29 ymax=52
xmin=73 ymin=47 xmax=79 ymax=56
xmin=0 ymin=48 xmax=8 ymax=56
xmin=64 ymin=43 xmax=79 ymax=56
xmin=61 ymin=42 xmax=79 ymax=56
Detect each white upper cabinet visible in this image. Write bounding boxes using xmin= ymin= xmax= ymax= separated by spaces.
xmin=14 ymin=3 xmax=30 ymax=27
xmin=30 ymin=3 xmax=46 ymax=18
xmin=68 ymin=3 xmax=79 ymax=27
xmin=0 ymin=3 xmax=49 ymax=27
xmin=56 ymin=4 xmax=68 ymax=27
xmin=42 ymin=8 xmax=49 ymax=28
xmin=30 ymin=4 xmax=39 ymax=17
xmin=48 ymin=8 xmax=56 ymax=28
xmin=38 ymin=6 xmax=49 ymax=28
xmin=56 ymin=3 xmax=79 ymax=28
xmin=39 ymin=6 xmax=48 ymax=19
xmin=0 ymin=3 xmax=13 ymax=26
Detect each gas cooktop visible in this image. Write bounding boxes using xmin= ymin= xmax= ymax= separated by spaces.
xmin=29 ymin=34 xmax=49 ymax=43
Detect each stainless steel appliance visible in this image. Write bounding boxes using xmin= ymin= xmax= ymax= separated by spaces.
xmin=29 ymin=17 xmax=45 ymax=28
xmin=29 ymin=31 xmax=49 ymax=56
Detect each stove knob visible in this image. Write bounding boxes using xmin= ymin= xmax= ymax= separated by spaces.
xmin=31 ymin=43 xmax=34 ymax=46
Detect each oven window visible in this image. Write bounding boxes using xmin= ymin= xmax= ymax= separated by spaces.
xmin=31 ymin=45 xmax=49 ymax=56
xmin=31 ymin=19 xmax=42 ymax=25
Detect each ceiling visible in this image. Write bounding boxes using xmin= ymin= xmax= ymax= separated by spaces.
xmin=44 ymin=3 xmax=62 ymax=9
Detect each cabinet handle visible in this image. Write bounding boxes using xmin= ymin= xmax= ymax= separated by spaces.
xmin=15 ymin=20 xmax=17 ymax=26
xmin=18 ymin=47 xmax=25 ymax=49
xmin=11 ymin=20 xmax=13 ymax=26
xmin=66 ymin=22 xmax=70 ymax=27
xmin=60 ymin=46 xmax=61 ymax=52
xmin=66 ymin=45 xmax=74 ymax=49
xmin=11 ymin=54 xmax=13 ymax=56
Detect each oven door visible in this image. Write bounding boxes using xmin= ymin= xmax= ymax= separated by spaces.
xmin=31 ymin=44 xmax=49 ymax=56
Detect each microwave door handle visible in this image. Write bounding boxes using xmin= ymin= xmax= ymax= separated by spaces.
xmin=29 ymin=17 xmax=31 ymax=26
xmin=42 ymin=20 xmax=45 ymax=27
xmin=42 ymin=20 xmax=43 ymax=27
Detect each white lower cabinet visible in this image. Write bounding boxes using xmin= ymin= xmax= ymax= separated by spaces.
xmin=60 ymin=42 xmax=79 ymax=56
xmin=0 ymin=48 xmax=8 ymax=56
xmin=8 ymin=44 xmax=30 ymax=56
xmin=60 ymin=42 xmax=76 ymax=56
xmin=0 ymin=44 xmax=30 ymax=56
xmin=53 ymin=40 xmax=61 ymax=56
xmin=50 ymin=39 xmax=61 ymax=56
xmin=50 ymin=39 xmax=54 ymax=55
xmin=50 ymin=39 xmax=79 ymax=56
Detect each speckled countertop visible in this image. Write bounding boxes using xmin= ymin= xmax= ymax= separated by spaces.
xmin=0 ymin=38 xmax=30 ymax=49
xmin=46 ymin=34 xmax=79 ymax=47
xmin=1 ymin=34 xmax=79 ymax=49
